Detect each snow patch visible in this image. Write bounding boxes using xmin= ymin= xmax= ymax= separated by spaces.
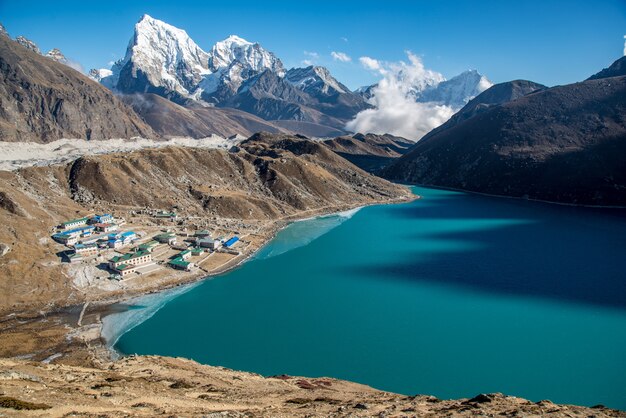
xmin=0 ymin=136 xmax=240 ymax=171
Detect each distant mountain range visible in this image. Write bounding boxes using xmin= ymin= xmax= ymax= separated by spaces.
xmin=0 ymin=15 xmax=494 ymax=139
xmin=383 ymin=57 xmax=626 ymax=206
xmin=88 ymin=15 xmax=492 ymax=136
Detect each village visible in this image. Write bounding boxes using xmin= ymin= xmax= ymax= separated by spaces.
xmin=51 ymin=210 xmax=246 ymax=281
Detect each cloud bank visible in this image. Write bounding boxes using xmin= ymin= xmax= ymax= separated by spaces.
xmin=347 ymin=52 xmax=454 ymax=140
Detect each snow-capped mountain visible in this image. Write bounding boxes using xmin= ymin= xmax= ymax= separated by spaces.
xmin=89 ymin=14 xmax=366 ymax=131
xmin=45 ymin=48 xmax=67 ymax=64
xmin=92 ymin=15 xmax=285 ymax=104
xmin=357 ymin=69 xmax=492 ymax=110
xmin=96 ymin=14 xmax=210 ymax=101
xmin=0 ymin=23 xmax=8 ymax=38
xmin=198 ymin=35 xmax=285 ymax=103
xmin=418 ymin=70 xmax=492 ymax=109
xmin=285 ymin=66 xmax=349 ymax=97
xmin=15 ymin=36 xmax=41 ymax=54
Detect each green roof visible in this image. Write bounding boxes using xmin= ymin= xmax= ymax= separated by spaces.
xmin=110 ymin=250 xmax=150 ymax=263
xmin=138 ymin=240 xmax=159 ymax=249
xmin=179 ymin=249 xmax=192 ymax=256
xmin=168 ymin=258 xmax=190 ymax=268
xmin=191 ymin=247 xmax=203 ymax=254
xmin=155 ymin=212 xmax=176 ymax=217
xmin=115 ymin=263 xmax=135 ymax=271
xmin=154 ymin=233 xmax=176 ymax=239
xmin=61 ymin=217 xmax=89 ymax=226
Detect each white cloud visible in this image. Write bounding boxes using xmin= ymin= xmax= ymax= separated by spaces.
xmin=341 ymin=37 xmax=348 ymax=43
xmin=359 ymin=56 xmax=383 ymax=72
xmin=623 ymin=35 xmax=626 ymax=56
xmin=331 ymin=51 xmax=351 ymax=62
xmin=347 ymin=52 xmax=454 ymax=140
xmin=301 ymin=59 xmax=314 ymax=66
xmin=304 ymin=51 xmax=319 ymax=59
xmin=66 ymin=59 xmax=85 ymax=73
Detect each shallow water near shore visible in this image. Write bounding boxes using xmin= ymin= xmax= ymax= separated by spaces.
xmin=114 ymin=186 xmax=626 ymax=410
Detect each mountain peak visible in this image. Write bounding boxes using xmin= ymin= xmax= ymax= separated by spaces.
xmin=208 ymin=33 xmax=284 ymax=76
xmin=45 ymin=48 xmax=67 ymax=64
xmin=285 ymin=65 xmax=348 ymax=95
xmin=221 ymin=35 xmax=252 ymax=46
xmin=0 ymin=23 xmax=8 ymax=38
xmin=15 ymin=35 xmax=41 ymax=54
xmin=417 ymin=69 xmax=493 ymax=109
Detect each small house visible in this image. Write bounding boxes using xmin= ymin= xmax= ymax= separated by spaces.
xmin=198 ymin=238 xmax=221 ymax=250
xmin=73 ymin=243 xmax=98 ymax=257
xmin=154 ymin=233 xmax=176 ymax=245
xmin=179 ymin=249 xmax=192 ymax=260
xmin=155 ymin=211 xmax=178 ymax=221
xmin=90 ymin=214 xmax=113 ymax=224
xmin=136 ymin=240 xmax=159 ymax=253
xmin=107 ymin=239 xmax=123 ymax=249
xmin=60 ymin=217 xmax=89 ymax=230
xmin=109 ymin=250 xmax=152 ymax=270
xmin=113 ymin=263 xmax=137 ymax=277
xmin=168 ymin=258 xmax=192 ymax=271
xmin=223 ymin=236 xmax=240 ymax=248
xmin=52 ymin=233 xmax=78 ymax=246
xmin=120 ymin=231 xmax=137 ymax=244
xmin=194 ymin=229 xmax=211 ymax=239
xmin=94 ymin=223 xmax=118 ymax=233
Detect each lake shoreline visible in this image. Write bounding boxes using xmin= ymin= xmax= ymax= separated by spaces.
xmin=0 ymin=193 xmax=418 ymax=367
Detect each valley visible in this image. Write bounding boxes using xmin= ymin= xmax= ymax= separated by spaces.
xmin=0 ymin=6 xmax=625 ymax=417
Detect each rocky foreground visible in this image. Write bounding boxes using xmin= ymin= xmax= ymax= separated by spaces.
xmin=0 ymin=355 xmax=623 ymax=417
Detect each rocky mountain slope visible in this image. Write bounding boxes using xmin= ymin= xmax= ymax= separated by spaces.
xmin=0 ymin=34 xmax=155 ymax=142
xmin=0 ymin=133 xmax=410 ymax=315
xmin=383 ymin=58 xmax=626 ymax=206
xmin=324 ymin=133 xmax=414 ymax=171
xmin=121 ymin=93 xmax=288 ymax=138
xmin=1 ymin=356 xmax=623 ymax=417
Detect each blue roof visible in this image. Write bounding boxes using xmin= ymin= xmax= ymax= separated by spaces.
xmin=57 ymin=225 xmax=95 ymax=236
xmin=120 ymin=231 xmax=136 ymax=237
xmin=224 ymin=236 xmax=239 ymax=247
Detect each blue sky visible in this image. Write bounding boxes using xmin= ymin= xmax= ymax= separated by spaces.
xmin=2 ymin=0 xmax=625 ymax=89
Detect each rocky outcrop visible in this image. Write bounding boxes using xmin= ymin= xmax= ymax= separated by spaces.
xmin=0 ymin=35 xmax=156 ymax=142
xmin=0 ymin=356 xmax=623 ymax=417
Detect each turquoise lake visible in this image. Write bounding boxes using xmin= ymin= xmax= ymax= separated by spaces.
xmin=112 ymin=187 xmax=626 ymax=410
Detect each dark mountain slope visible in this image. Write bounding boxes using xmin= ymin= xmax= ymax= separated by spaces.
xmin=0 ymin=35 xmax=155 ymax=142
xmin=384 ymin=72 xmax=626 ymax=206
xmin=419 ymin=79 xmax=546 ymax=142
xmin=324 ymin=133 xmax=414 ymax=171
